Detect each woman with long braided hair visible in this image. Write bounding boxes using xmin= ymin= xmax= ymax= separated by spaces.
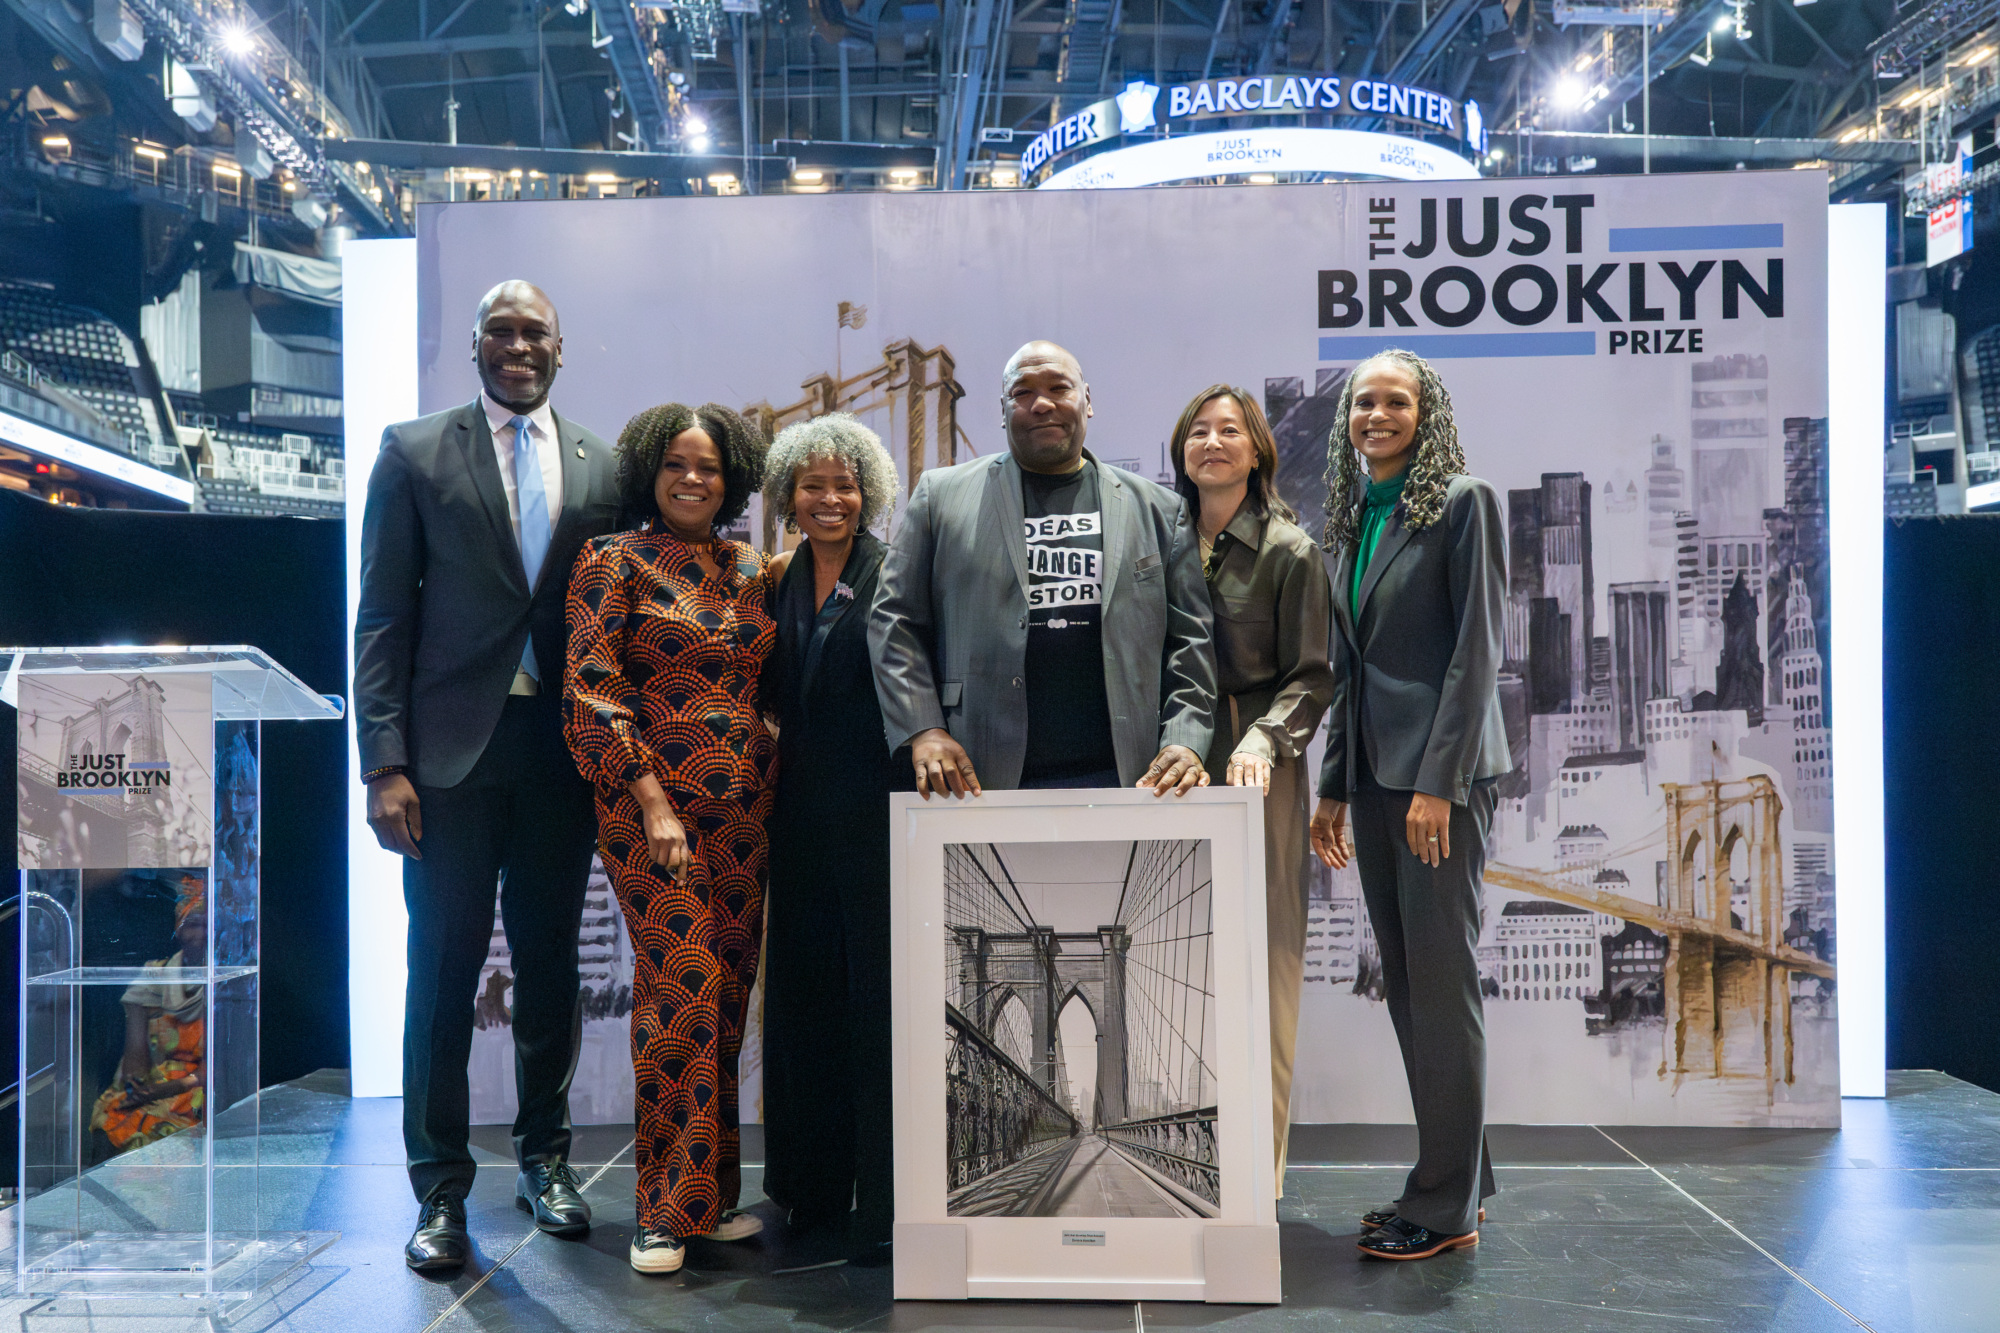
xmin=1307 ymin=349 xmax=1511 ymax=1261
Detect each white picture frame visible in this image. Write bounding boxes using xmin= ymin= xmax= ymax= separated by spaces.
xmin=890 ymin=787 xmax=1279 ymax=1303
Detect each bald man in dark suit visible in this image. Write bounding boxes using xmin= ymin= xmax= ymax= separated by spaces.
xmin=355 ymin=280 xmax=620 ymax=1271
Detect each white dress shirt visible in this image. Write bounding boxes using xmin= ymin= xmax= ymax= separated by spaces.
xmin=481 ymin=392 xmax=565 ymax=538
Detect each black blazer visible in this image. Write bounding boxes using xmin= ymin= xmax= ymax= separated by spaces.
xmin=767 ymin=534 xmax=909 ymax=831
xmin=354 ymin=399 xmax=620 ymax=788
xmin=1318 ymin=474 xmax=1511 ymax=806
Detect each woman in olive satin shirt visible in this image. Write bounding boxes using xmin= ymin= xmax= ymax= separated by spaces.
xmin=1167 ymin=383 xmax=1334 ymax=1194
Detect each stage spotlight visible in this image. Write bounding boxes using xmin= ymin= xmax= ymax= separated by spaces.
xmin=1713 ymin=14 xmax=1731 ymax=30
xmin=220 ymin=25 xmax=256 ymax=55
xmin=1552 ymin=76 xmax=1589 ymax=109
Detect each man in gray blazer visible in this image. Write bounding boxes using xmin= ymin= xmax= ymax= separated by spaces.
xmin=870 ymin=340 xmax=1216 ymax=795
xmin=354 ymin=280 xmax=620 ymax=1271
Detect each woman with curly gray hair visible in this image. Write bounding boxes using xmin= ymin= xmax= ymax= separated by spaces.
xmin=1306 ymin=349 xmax=1510 ymax=1262
xmin=756 ymin=413 xmax=909 ymax=1263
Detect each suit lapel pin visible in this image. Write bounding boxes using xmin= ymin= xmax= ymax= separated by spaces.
xmin=834 ymin=581 xmax=855 ymax=602
xmin=575 ymin=447 xmax=585 ymax=458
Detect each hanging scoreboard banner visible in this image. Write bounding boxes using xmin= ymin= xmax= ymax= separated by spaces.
xmin=1168 ymin=75 xmax=1464 ymax=137
xmin=1020 ymin=76 xmax=1484 ymax=181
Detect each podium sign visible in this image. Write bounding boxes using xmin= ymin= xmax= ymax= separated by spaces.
xmin=4 ymin=647 xmax=342 ymax=1314
xmin=889 ymin=788 xmax=1279 ymax=1303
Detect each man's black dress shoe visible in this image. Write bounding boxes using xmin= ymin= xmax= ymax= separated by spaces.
xmin=1361 ymin=1206 xmax=1483 ymax=1230
xmin=516 ymin=1160 xmax=591 ymax=1236
xmin=406 ymin=1193 xmax=470 ymax=1271
xmin=1356 ymin=1215 xmax=1478 ymax=1261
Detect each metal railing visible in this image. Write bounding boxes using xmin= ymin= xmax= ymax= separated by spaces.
xmin=946 ymin=1003 xmax=1078 ymax=1192
xmin=1100 ymin=1105 xmax=1220 ymax=1210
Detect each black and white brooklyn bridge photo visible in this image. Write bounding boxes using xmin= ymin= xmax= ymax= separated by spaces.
xmin=943 ymin=840 xmax=1221 ymax=1219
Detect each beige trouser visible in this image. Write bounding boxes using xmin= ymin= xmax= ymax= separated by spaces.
xmin=1264 ymin=752 xmax=1310 ymax=1199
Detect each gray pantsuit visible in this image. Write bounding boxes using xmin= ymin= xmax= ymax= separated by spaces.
xmin=1321 ymin=473 xmax=1511 ymax=1236
xmin=1350 ymin=772 xmax=1499 ymax=1232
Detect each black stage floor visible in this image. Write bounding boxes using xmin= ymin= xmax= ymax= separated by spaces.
xmin=5 ymin=1068 xmax=1997 ymax=1331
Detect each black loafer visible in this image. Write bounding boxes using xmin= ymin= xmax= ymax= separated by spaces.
xmin=406 ymin=1192 xmax=470 ymax=1271
xmin=1362 ymin=1206 xmax=1482 ymax=1230
xmin=516 ymin=1160 xmax=591 ymax=1235
xmin=1357 ymin=1216 xmax=1479 ymax=1260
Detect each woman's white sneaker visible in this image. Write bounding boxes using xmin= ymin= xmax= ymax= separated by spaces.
xmin=629 ymin=1229 xmax=685 ymax=1273
xmin=702 ymin=1211 xmax=764 ymax=1242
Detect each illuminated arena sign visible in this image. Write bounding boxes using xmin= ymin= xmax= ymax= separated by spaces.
xmin=1019 ymin=76 xmax=1484 ymax=181
xmin=1169 ymin=76 xmax=1462 ymax=137
xmin=1036 ymin=127 xmax=1481 ymax=190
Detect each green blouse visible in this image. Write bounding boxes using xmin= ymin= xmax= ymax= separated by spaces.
xmin=1351 ymin=470 xmax=1408 ymax=610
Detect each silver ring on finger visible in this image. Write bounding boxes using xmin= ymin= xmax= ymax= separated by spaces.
xmin=1428 ymin=834 xmax=1440 ymax=842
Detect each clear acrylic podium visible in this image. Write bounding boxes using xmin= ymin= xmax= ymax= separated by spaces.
xmin=5 ymin=646 xmax=343 ymax=1320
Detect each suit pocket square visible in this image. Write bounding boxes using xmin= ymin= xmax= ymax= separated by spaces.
xmin=1134 ymin=553 xmax=1161 ymax=572
xmin=940 ymin=682 xmax=964 ymax=707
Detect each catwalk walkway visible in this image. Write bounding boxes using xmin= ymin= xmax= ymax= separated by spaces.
xmin=949 ymin=1133 xmax=1202 ymax=1217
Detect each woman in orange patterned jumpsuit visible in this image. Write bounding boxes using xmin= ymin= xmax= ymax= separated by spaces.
xmin=563 ymin=401 xmax=773 ymax=1274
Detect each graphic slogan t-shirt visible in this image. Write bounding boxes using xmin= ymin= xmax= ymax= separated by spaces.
xmin=1020 ymin=464 xmax=1117 ymax=784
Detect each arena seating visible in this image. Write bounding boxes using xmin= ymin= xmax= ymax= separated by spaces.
xmin=195 ymin=473 xmax=343 ymax=519
xmin=0 ymin=281 xmax=164 ymax=453
xmin=189 ymin=421 xmax=344 ymax=518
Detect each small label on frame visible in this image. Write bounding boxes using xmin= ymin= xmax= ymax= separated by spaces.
xmin=1062 ymin=1230 xmax=1106 ymax=1246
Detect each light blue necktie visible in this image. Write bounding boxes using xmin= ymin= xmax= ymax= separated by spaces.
xmin=511 ymin=414 xmax=552 ymax=681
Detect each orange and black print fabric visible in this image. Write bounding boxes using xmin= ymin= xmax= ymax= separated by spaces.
xmin=564 ymin=525 xmax=778 ymax=1237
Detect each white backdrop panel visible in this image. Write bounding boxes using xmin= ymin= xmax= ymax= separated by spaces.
xmin=371 ymin=172 xmax=1862 ymax=1126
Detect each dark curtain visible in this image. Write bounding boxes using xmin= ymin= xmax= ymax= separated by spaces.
xmin=1884 ymin=516 xmax=2000 ymax=1095
xmin=1 ymin=489 xmax=349 ymax=1188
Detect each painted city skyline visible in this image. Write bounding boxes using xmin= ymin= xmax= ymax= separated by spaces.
xmin=1286 ymin=355 xmax=1839 ymax=1125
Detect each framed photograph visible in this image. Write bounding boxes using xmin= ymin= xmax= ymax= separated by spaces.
xmin=890 ymin=788 xmax=1279 ymax=1303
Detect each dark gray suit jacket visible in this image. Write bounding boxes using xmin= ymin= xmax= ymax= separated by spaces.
xmin=870 ymin=450 xmax=1217 ymax=789
xmin=354 ymin=399 xmax=620 ymax=789
xmin=1318 ymin=473 xmax=1510 ymax=806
